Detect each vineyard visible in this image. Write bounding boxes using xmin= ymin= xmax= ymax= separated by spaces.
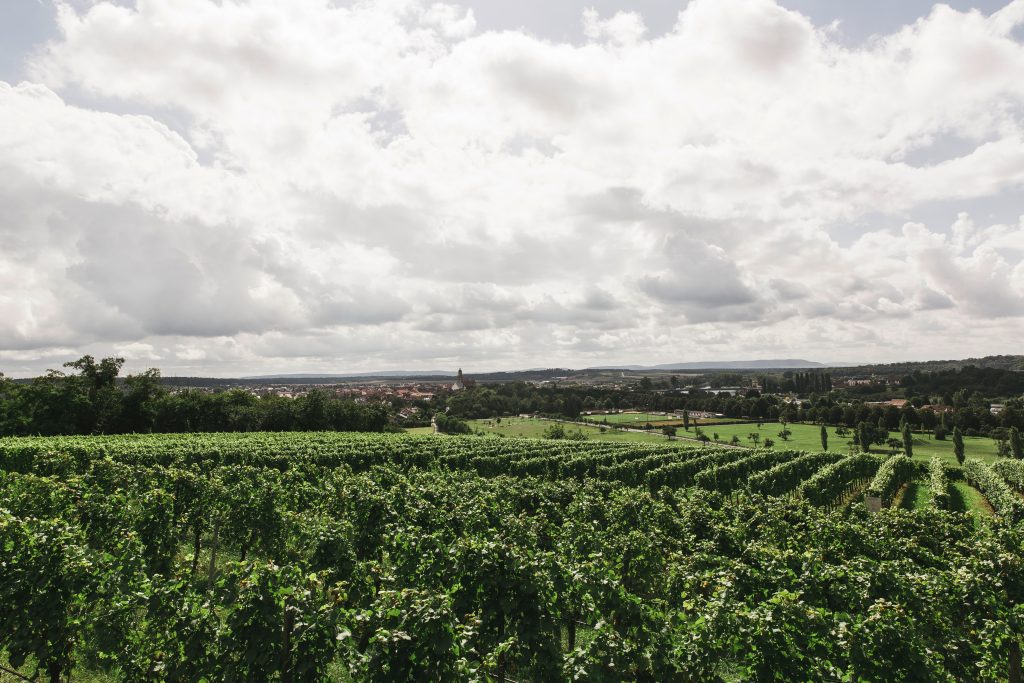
xmin=1 ymin=432 xmax=1023 ymax=682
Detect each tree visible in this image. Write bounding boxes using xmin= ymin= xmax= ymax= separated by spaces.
xmin=64 ymin=356 xmax=125 ymax=432
xmin=118 ymin=368 xmax=165 ymax=433
xmin=0 ymin=372 xmax=22 ymax=435
xmin=820 ymin=425 xmax=828 ymax=451
xmin=953 ymin=426 xmax=965 ymax=465
xmin=777 ymin=427 xmax=792 ymax=441
xmin=661 ymin=425 xmax=677 ymax=439
xmin=542 ymin=423 xmax=566 ymax=439
xmin=886 ymin=437 xmax=902 ymax=455
xmin=435 ymin=412 xmax=471 ymax=435
xmin=858 ymin=421 xmax=872 ymax=454
xmin=901 ymin=422 xmax=913 ymax=458
xmin=683 ymin=410 xmax=690 ymax=431
xmin=566 ymin=428 xmax=589 ymax=441
xmin=748 ymin=432 xmax=760 ymax=447
xmin=1010 ymin=426 xmax=1022 ymax=460
xmin=993 ymin=428 xmax=1011 ymax=458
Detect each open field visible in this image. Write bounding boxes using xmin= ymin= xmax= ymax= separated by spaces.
xmin=413 ymin=419 xmax=1006 ymax=465
xmin=688 ymin=421 xmax=1002 ymax=465
xmin=409 ymin=417 xmax=695 ymax=444
xmin=581 ymin=412 xmax=743 ymax=426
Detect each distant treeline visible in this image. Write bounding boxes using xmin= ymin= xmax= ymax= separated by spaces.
xmin=442 ymin=380 xmax=1023 ymax=437
xmin=895 ymin=366 xmax=1024 ymax=398
xmin=845 ymin=354 xmax=1024 ymax=375
xmin=0 ymin=356 xmax=391 ymax=437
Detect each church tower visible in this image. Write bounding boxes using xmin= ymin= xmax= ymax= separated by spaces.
xmin=452 ymin=368 xmax=465 ymax=391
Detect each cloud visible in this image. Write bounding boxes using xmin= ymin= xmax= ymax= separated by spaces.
xmin=1 ymin=0 xmax=1024 ymax=375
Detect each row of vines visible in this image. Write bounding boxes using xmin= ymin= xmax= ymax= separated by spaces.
xmin=0 ymin=432 xmax=1021 ymax=681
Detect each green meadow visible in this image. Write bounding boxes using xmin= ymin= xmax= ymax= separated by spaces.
xmin=407 ymin=416 xmax=694 ymax=445
xmin=692 ymin=421 xmax=1002 ymax=465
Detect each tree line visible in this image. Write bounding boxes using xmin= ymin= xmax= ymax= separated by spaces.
xmin=0 ymin=356 xmax=391 ymax=436
xmin=440 ymin=383 xmax=1022 ymax=436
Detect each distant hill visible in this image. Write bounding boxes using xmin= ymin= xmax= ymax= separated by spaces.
xmin=850 ymin=355 xmax=1024 ymax=375
xmin=587 ymin=359 xmax=829 ymax=371
xmin=242 ymin=370 xmax=452 ymax=380
xmin=648 ymin=359 xmax=826 ymax=370
xmin=145 ymin=356 xmax=1023 ymax=388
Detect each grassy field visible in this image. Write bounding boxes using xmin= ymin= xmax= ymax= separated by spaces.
xmin=407 ymin=417 xmax=694 ymax=445
xmin=581 ymin=411 xmax=741 ymax=428
xmin=687 ymin=421 xmax=1002 ymax=465
xmin=583 ymin=411 xmax=677 ymax=424
xmin=410 ymin=418 xmax=1004 ymax=464
xmin=582 ymin=412 xmax=741 ymax=426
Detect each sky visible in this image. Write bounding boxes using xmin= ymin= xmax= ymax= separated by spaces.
xmin=1 ymin=0 xmax=1023 ymax=378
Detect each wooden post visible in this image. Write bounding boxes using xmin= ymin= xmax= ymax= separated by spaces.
xmin=1010 ymin=640 xmax=1022 ymax=683
xmin=191 ymin=523 xmax=203 ymax=577
xmin=281 ymin=604 xmax=295 ymax=683
xmin=208 ymin=522 xmax=220 ymax=584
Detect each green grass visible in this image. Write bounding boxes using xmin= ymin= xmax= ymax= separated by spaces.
xmin=897 ymin=480 xmax=932 ymax=510
xmin=582 ymin=413 xmax=742 ymax=427
xmin=406 ymin=417 xmax=696 ymax=445
xmin=693 ymin=422 xmax=1002 ymax=465
xmin=582 ymin=411 xmax=679 ymax=425
xmin=411 ymin=419 xmax=1005 ymax=463
xmin=1 ymin=650 xmax=119 ymax=682
xmin=950 ymin=481 xmax=995 ymax=527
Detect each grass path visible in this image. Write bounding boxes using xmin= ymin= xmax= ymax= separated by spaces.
xmin=950 ymin=481 xmax=995 ymax=528
xmin=897 ymin=480 xmax=932 ymax=510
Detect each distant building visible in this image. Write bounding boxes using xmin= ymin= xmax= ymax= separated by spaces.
xmin=991 ymin=404 xmax=1006 ymax=415
xmin=866 ymin=399 xmax=910 ymax=408
xmin=699 ymin=386 xmax=741 ymax=396
xmin=452 ymin=368 xmax=466 ymax=391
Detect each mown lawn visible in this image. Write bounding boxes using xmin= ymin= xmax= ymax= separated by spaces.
xmin=408 ymin=417 xmax=696 ymax=445
xmin=581 ymin=412 xmax=743 ymax=427
xmin=691 ymin=422 xmax=1002 ymax=465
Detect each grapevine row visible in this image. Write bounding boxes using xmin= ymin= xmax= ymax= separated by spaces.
xmin=864 ymin=455 xmax=916 ymax=506
xmin=799 ymin=454 xmax=880 ymax=508
xmin=963 ymin=458 xmax=1024 ymax=523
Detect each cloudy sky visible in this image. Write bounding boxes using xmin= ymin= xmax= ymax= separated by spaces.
xmin=1 ymin=0 xmax=1023 ymax=377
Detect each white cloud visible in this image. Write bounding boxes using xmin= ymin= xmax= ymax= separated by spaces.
xmin=1 ymin=0 xmax=1024 ymax=375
